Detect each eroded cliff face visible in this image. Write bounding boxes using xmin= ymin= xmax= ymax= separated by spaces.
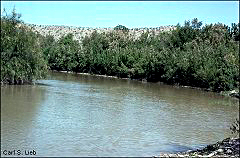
xmin=26 ymin=23 xmax=176 ymax=42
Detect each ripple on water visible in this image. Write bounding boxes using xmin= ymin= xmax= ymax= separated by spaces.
xmin=1 ymin=73 xmax=239 ymax=156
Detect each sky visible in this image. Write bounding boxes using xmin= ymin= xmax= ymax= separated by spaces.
xmin=1 ymin=1 xmax=239 ymax=28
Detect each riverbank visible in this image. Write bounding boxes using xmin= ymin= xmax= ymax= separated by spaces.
xmin=156 ymin=137 xmax=239 ymax=157
xmin=54 ymin=70 xmax=239 ymax=99
xmin=220 ymin=89 xmax=240 ymax=99
xmin=1 ymin=79 xmax=34 ymax=85
xmin=2 ymin=10 xmax=239 ymax=98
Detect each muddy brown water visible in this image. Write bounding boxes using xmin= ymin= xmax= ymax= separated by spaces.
xmin=1 ymin=72 xmax=239 ymax=157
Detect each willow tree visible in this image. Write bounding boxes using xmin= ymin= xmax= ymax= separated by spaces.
xmin=1 ymin=8 xmax=48 ymax=84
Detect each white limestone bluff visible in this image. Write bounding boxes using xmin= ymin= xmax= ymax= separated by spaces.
xmin=25 ymin=23 xmax=176 ymax=42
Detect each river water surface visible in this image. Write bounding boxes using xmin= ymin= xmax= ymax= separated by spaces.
xmin=1 ymin=72 xmax=239 ymax=157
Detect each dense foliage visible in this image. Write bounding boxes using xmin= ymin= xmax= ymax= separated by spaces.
xmin=1 ymin=9 xmax=48 ymax=84
xmin=44 ymin=33 xmax=80 ymax=72
xmin=1 ymin=9 xmax=239 ymax=92
xmin=47 ymin=18 xmax=239 ymax=92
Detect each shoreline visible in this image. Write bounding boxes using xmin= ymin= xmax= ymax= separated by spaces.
xmin=156 ymin=137 xmax=239 ymax=157
xmin=1 ymin=79 xmax=34 ymax=86
xmin=1 ymin=69 xmax=238 ymax=100
xmin=53 ymin=70 xmax=239 ymax=99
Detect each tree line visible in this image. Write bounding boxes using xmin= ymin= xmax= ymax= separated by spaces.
xmin=1 ymin=9 xmax=239 ymax=92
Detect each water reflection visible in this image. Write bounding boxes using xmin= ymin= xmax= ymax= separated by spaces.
xmin=1 ymin=85 xmax=46 ymax=151
xmin=1 ymin=72 xmax=239 ymax=157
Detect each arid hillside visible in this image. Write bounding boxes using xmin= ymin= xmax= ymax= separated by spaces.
xmin=26 ymin=23 xmax=176 ymax=42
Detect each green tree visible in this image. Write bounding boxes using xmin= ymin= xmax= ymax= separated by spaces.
xmin=114 ymin=24 xmax=129 ymax=32
xmin=1 ymin=8 xmax=48 ymax=84
xmin=230 ymin=23 xmax=239 ymax=41
xmin=191 ymin=18 xmax=202 ymax=29
xmin=48 ymin=33 xmax=80 ymax=71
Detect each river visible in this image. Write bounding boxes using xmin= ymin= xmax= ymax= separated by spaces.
xmin=1 ymin=72 xmax=239 ymax=157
